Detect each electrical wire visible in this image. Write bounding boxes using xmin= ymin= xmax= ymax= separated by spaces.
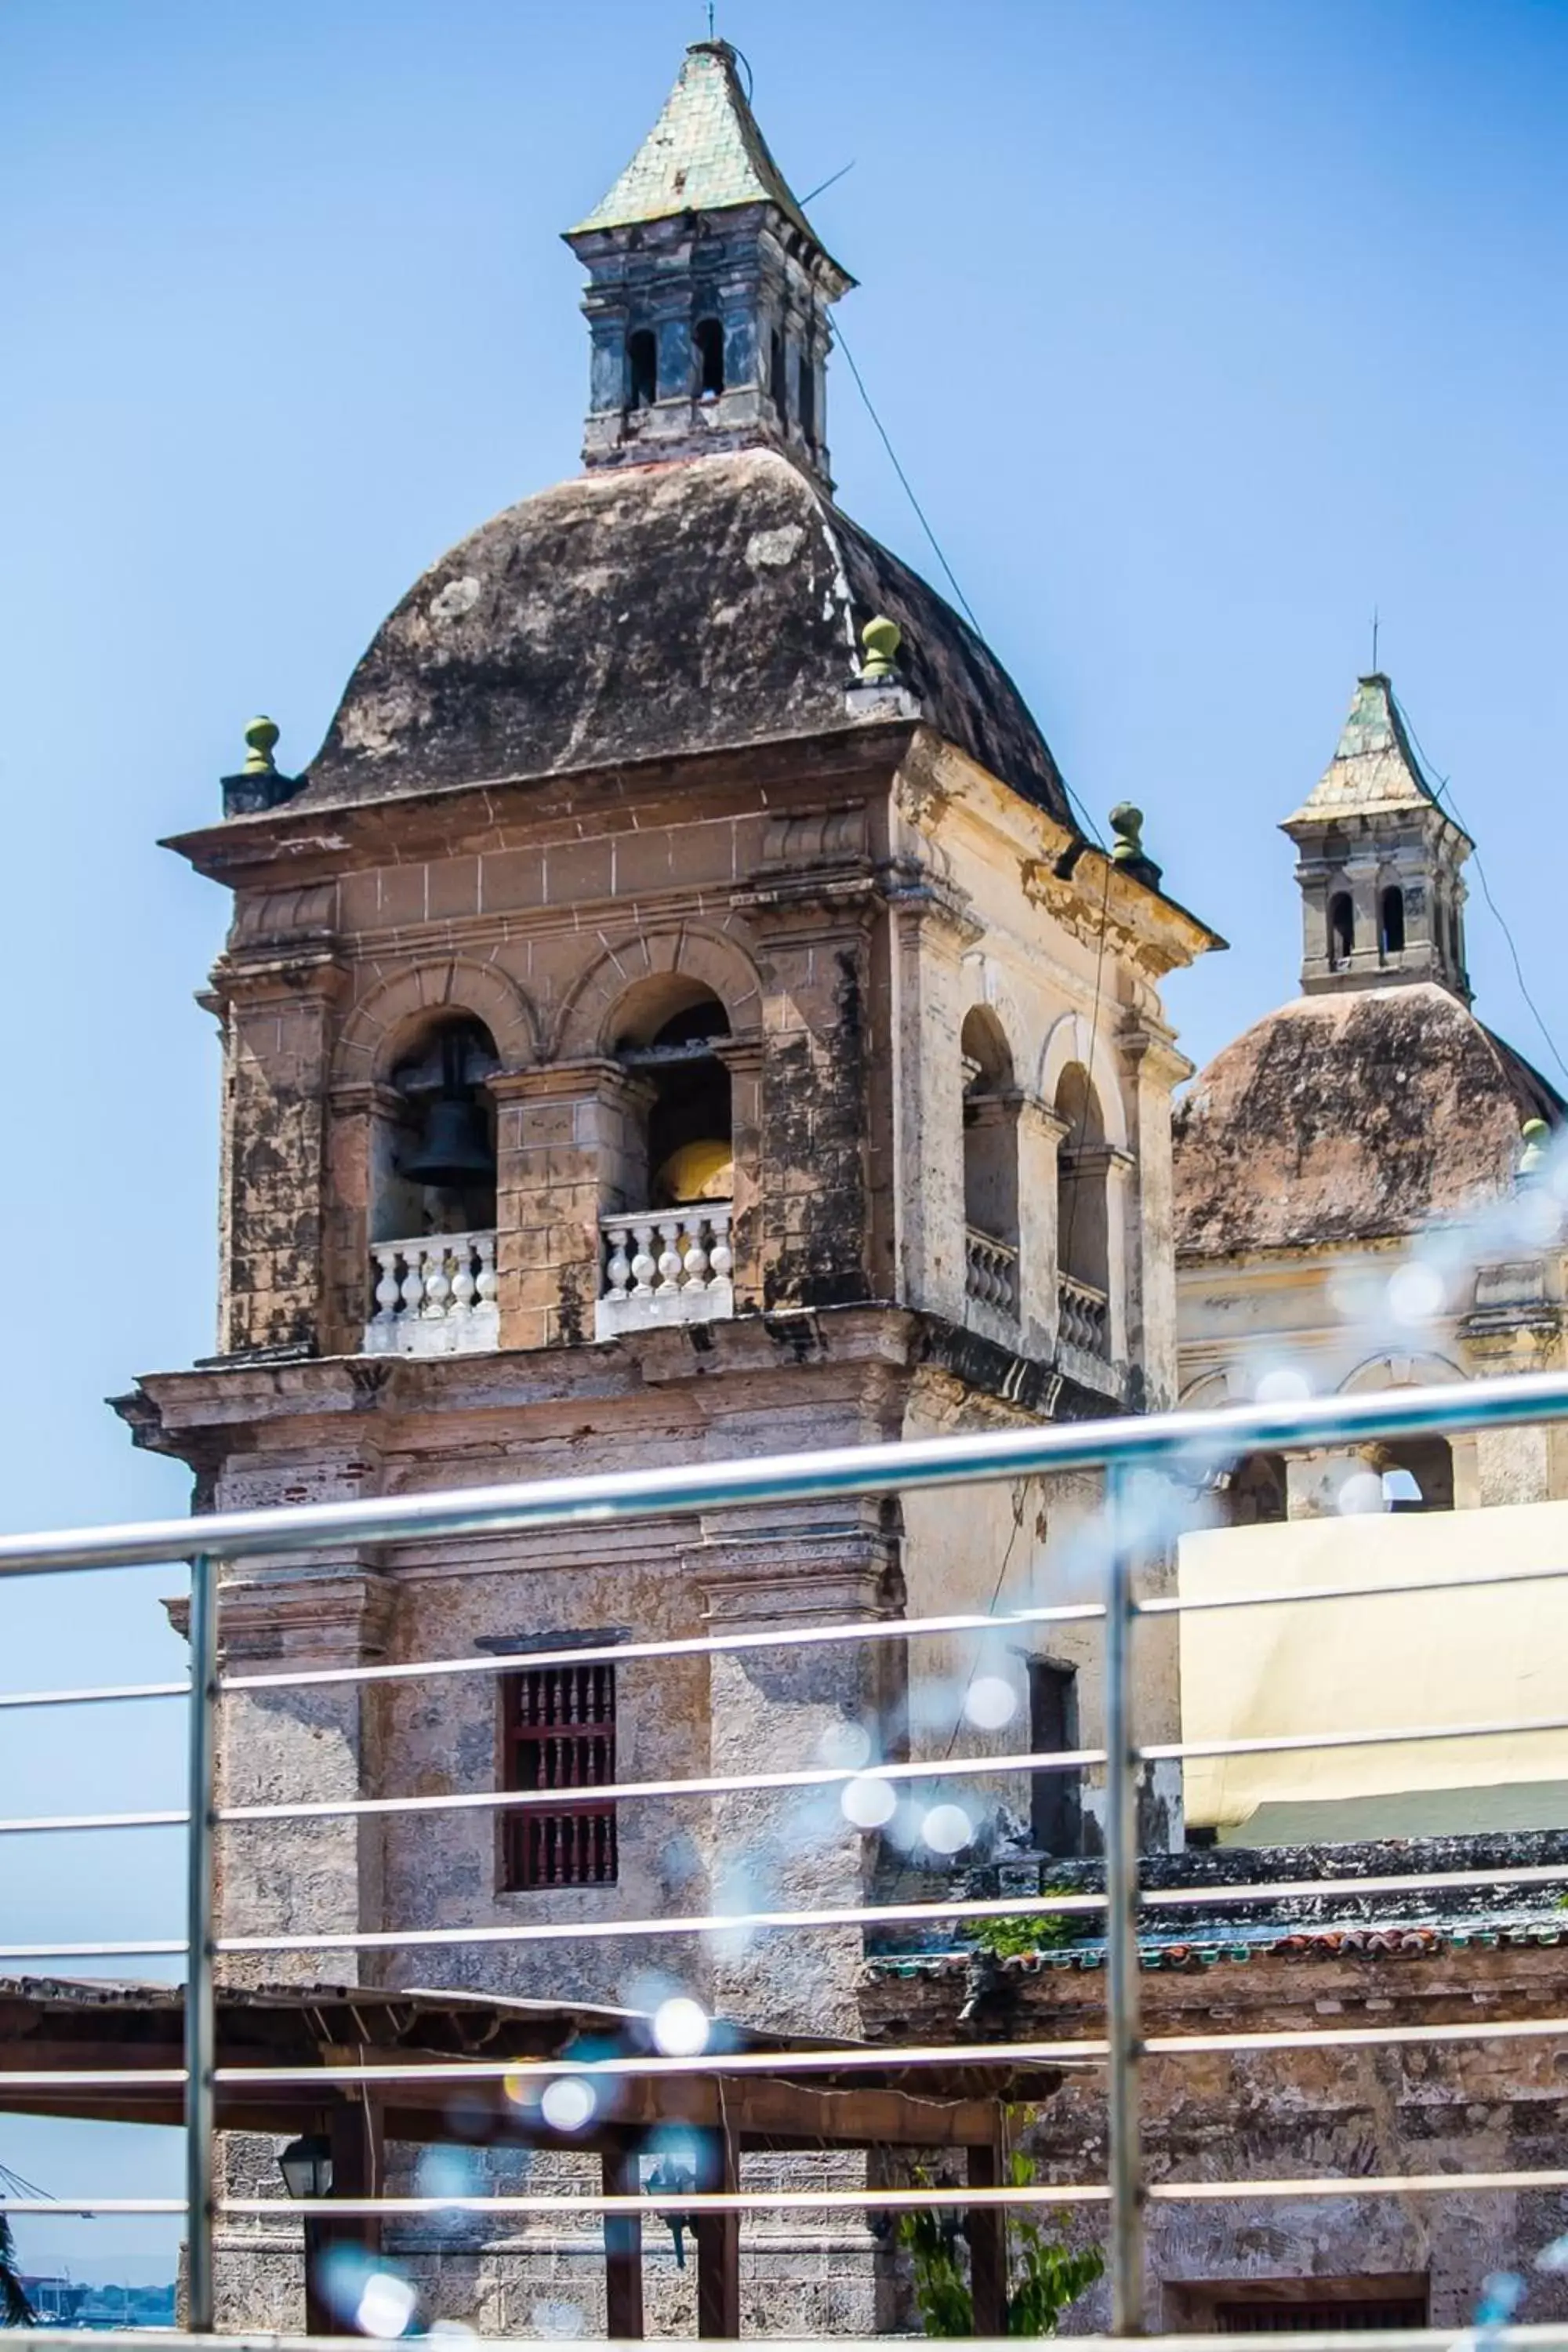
xmin=1392 ymin=688 xmax=1568 ymax=1089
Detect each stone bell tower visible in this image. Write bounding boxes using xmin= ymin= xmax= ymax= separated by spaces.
xmin=1284 ymin=671 xmax=1473 ymax=1000
xmin=118 ymin=38 xmax=1218 ymax=2335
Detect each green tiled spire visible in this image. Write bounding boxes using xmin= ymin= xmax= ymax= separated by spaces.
xmin=1287 ymin=672 xmax=1462 ymax=829
xmin=572 ymin=40 xmax=833 ymax=260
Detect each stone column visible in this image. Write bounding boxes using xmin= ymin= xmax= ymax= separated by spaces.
xmin=492 ymin=1058 xmax=646 ymax=1351
xmin=1017 ymin=1098 xmax=1069 ymax=1355
xmin=882 ymin=873 xmax=982 ymax=1323
xmin=1119 ymin=1021 xmax=1194 ymax=1410
xmin=212 ymin=951 xmax=347 ymax=1357
xmin=1344 ymin=852 xmax=1381 ymax=982
xmin=713 ymin=1034 xmax=764 ymax=1308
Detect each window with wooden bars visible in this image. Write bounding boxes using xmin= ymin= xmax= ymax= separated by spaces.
xmin=500 ymin=1662 xmax=618 ymax=1890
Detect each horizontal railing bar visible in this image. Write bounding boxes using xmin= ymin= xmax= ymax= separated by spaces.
xmin=0 ymin=1680 xmax=188 ymax=1712
xmin=12 ymin=1848 xmax=1565 ymax=1965
xmin=5 ymin=1367 xmax=1568 ymax=1577
xmin=1143 ymin=1708 xmax=1568 ymax=1766
xmin=0 ymin=2200 xmax=187 ymax=2216
xmin=0 ymin=1809 xmax=187 ymax=1837
xmin=1144 ymin=1559 xmax=1568 ymax=1617
xmin=224 ymin=1599 xmax=1107 ymax=1697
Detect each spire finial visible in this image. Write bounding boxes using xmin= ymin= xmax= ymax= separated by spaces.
xmin=858 ymin=615 xmax=902 ymax=683
xmin=1370 ymin=605 xmax=1380 ymax=674
xmin=706 ymin=0 xmax=716 ymax=34
xmin=1109 ymin=803 xmax=1163 ymax=891
xmin=242 ymin=716 xmax=280 ymax=776
xmin=1519 ymin=1118 xmax=1552 ymax=1181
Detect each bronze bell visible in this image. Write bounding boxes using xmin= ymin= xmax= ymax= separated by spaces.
xmin=401 ymin=1095 xmax=495 ymax=1189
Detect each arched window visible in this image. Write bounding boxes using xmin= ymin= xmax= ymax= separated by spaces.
xmin=1225 ymin=1452 xmax=1288 ymax=1526
xmin=626 ymin=328 xmax=657 ymax=411
xmin=377 ymin=1013 xmax=499 ymax=1242
xmin=797 ymin=350 xmax=816 ymax=442
xmin=961 ymin=1008 xmax=1018 ymax=1319
xmin=770 ymin=328 xmax=788 ymax=417
xmin=613 ymin=982 xmax=733 ymax=1212
xmin=694 ymin=317 xmax=725 ymax=400
xmin=1328 ymin=892 xmax=1355 ymax=969
xmin=1054 ymin=1063 xmax=1111 ymax=1363
xmin=1377 ymin=1436 xmax=1454 ymax=1513
xmin=1379 ymin=884 xmax=1405 ymax=960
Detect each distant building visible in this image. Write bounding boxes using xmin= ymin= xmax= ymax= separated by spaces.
xmin=1173 ymin=673 xmax=1568 ymax=1842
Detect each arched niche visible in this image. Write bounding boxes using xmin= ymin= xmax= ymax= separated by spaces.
xmin=1054 ymin=1060 xmax=1111 ymax=1297
xmin=609 ymin=976 xmax=734 ymax=1212
xmin=960 ymin=1005 xmax=1019 ymax=1250
xmin=373 ymin=1011 xmax=499 ymax=1243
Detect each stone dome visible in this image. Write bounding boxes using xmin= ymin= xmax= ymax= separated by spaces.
xmin=289 ymin=448 xmax=1071 ymax=823
xmin=1173 ymin=982 xmax=1563 ymax=1259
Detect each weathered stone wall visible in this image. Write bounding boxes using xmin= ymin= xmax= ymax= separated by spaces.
xmin=859 ymin=1927 xmax=1568 ymax=2334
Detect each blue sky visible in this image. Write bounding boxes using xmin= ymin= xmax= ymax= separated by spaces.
xmin=2 ymin=0 xmax=1566 ymax=2278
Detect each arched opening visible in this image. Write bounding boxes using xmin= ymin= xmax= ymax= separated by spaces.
xmin=694 ymin=317 xmax=725 ymax=400
xmin=797 ymin=350 xmax=816 ymax=442
xmin=365 ymin=1012 xmax=501 ymax=1356
xmin=770 ymin=328 xmax=788 ymax=417
xmin=1225 ymin=1452 xmax=1288 ymax=1526
xmin=377 ymin=1014 xmax=498 ymax=1242
xmin=1447 ymin=902 xmax=1462 ymax=973
xmin=960 ymin=1007 xmax=1018 ymax=1320
xmin=1054 ymin=1062 xmax=1112 ymax=1363
xmin=1328 ymin=892 xmax=1355 ymax=969
xmin=1379 ymin=884 xmax=1406 ymax=960
xmin=612 ymin=982 xmax=733 ymax=1211
xmin=626 ymin=328 xmax=657 ymax=411
xmin=1376 ymin=1436 xmax=1454 ymax=1513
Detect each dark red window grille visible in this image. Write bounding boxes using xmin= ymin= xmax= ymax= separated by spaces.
xmin=501 ymin=1664 xmax=618 ymax=1890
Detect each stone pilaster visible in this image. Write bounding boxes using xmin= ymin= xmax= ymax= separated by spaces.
xmin=883 ymin=868 xmax=983 ymax=1324
xmin=1119 ymin=1019 xmax=1193 ymax=1410
xmin=491 ymin=1058 xmax=639 ymax=1351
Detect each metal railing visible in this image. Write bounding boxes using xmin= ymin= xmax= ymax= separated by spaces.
xmin=6 ymin=1364 xmax=1568 ymax=2339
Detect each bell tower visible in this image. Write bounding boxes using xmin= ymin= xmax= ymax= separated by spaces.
xmin=1283 ymin=672 xmax=1473 ymax=1000
xmin=564 ymin=40 xmax=852 ymax=488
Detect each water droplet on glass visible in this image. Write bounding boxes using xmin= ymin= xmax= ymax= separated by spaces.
xmin=1387 ymin=1261 xmax=1445 ymax=1323
xmin=1254 ymin=1365 xmax=1311 ymax=1404
xmin=922 ymin=1802 xmax=974 ymax=1856
xmin=819 ymin=1719 xmax=872 ymax=1768
xmin=540 ymin=2075 xmax=597 ymax=2133
xmin=965 ymin=1675 xmax=1018 ymax=1731
xmin=1336 ymin=1469 xmax=1385 ymax=1516
xmin=355 ymin=2270 xmax=419 ymax=2339
xmin=841 ymin=1772 xmax=898 ymax=1829
xmin=1536 ymin=2236 xmax=1568 ymax=2274
xmin=652 ymin=1995 xmax=710 ymax=2056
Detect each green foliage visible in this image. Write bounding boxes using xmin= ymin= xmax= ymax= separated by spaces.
xmin=897 ymin=2149 xmax=1105 ymax=2336
xmin=966 ymin=1890 xmax=1082 ymax=1958
xmin=0 ymin=2215 xmax=34 ymax=2328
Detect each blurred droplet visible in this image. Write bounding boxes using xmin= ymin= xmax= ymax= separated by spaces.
xmin=819 ymin=1719 xmax=872 ymax=1768
xmin=1253 ymin=1364 xmax=1312 ymax=1404
xmin=416 ymin=2146 xmax=477 ymax=2205
xmin=965 ymin=1675 xmax=1018 ymax=1731
xmin=540 ymin=2075 xmax=597 ymax=2132
xmin=1387 ymin=1261 xmax=1445 ymax=1324
xmin=922 ymin=1802 xmax=974 ymax=1856
xmin=1336 ymin=1469 xmax=1385 ymax=1516
xmin=502 ymin=2066 xmax=539 ymax=2110
xmin=355 ymin=2270 xmax=419 ymax=2339
xmin=653 ymin=1995 xmax=710 ymax=2056
xmin=530 ymin=2298 xmax=585 ymax=2337
xmin=841 ymin=1772 xmax=898 ymax=1829
xmin=1535 ymin=2235 xmax=1568 ymax=2273
xmin=1475 ymin=2271 xmax=1524 ymax=2328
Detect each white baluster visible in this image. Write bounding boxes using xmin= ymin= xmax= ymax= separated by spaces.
xmin=655 ymin=1218 xmax=683 ymax=1296
xmin=681 ymin=1214 xmax=710 ymax=1294
xmin=400 ymin=1247 xmax=426 ymax=1319
xmin=474 ymin=1233 xmax=499 ymax=1310
xmin=604 ymin=1222 xmax=632 ymax=1301
xmin=423 ymin=1242 xmax=452 ymax=1320
xmin=630 ymin=1221 xmax=657 ymax=1298
xmin=372 ymin=1247 xmax=401 ymax=1325
xmin=708 ymin=1209 xmax=734 ymax=1287
xmin=451 ymin=1243 xmax=477 ymax=1315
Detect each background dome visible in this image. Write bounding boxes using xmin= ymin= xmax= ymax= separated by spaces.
xmin=1173 ymin=982 xmax=1562 ymax=1258
xmin=291 ymin=448 xmax=1071 ymax=823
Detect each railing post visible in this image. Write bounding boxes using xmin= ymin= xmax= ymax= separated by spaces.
xmin=1102 ymin=1465 xmax=1145 ymax=2334
xmin=184 ymin=1552 xmax=219 ymax=2335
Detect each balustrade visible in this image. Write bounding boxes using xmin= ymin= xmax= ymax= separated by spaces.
xmin=1058 ymin=1270 xmax=1111 ymax=1361
xmin=964 ymin=1226 xmax=1019 ymax=1319
xmin=597 ymin=1204 xmax=735 ymax=1338
xmin=364 ymin=1231 xmax=500 ymax=1356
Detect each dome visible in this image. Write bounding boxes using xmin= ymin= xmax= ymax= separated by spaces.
xmin=289 ymin=448 xmax=1072 ymax=824
xmin=1173 ymin=982 xmax=1563 ymax=1258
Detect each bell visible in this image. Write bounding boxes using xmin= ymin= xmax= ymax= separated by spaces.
xmin=401 ymin=1096 xmax=495 ymax=1188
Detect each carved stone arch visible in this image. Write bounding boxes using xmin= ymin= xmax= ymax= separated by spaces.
xmin=1179 ymin=1367 xmax=1232 ymax=1410
xmin=1036 ymin=1010 xmax=1129 ymax=1149
xmin=333 ymin=957 xmax=539 ymax=1089
xmin=1339 ymin=1348 xmax=1467 ymax=1394
xmin=958 ymin=998 xmax=1018 ymax=1090
xmin=553 ymin=924 xmax=764 ymax=1061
